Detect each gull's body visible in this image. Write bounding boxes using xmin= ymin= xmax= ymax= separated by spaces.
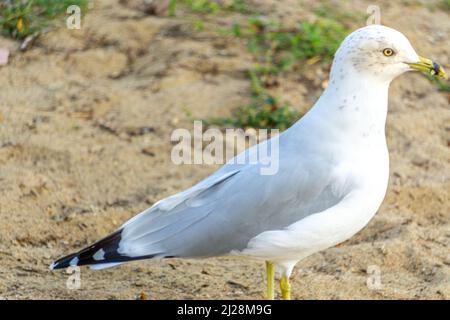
xmin=51 ymin=25 xmax=446 ymax=299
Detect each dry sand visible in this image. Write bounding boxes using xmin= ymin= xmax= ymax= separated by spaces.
xmin=0 ymin=0 xmax=448 ymax=299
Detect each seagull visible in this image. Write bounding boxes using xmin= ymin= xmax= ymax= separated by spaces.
xmin=50 ymin=25 xmax=446 ymax=299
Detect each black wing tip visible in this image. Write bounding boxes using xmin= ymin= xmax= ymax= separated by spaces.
xmin=49 ymin=253 xmax=78 ymax=270
xmin=50 ymin=229 xmax=124 ymax=270
xmin=49 ymin=229 xmax=172 ymax=270
xmin=49 ymin=253 xmax=163 ymax=270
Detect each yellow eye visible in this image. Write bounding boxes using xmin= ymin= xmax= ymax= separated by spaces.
xmin=383 ymin=48 xmax=395 ymax=57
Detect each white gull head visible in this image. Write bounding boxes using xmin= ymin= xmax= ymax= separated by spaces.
xmin=304 ymin=25 xmax=446 ymax=141
xmin=330 ymin=25 xmax=445 ymax=84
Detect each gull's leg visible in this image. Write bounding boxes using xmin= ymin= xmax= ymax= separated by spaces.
xmin=280 ymin=275 xmax=291 ymax=300
xmin=265 ymin=261 xmax=275 ymax=300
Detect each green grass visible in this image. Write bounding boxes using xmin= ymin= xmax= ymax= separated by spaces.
xmin=0 ymin=0 xmax=88 ymax=40
xmin=207 ymin=96 xmax=298 ymax=131
xmin=171 ymin=2 xmax=354 ymax=130
xmin=240 ymin=17 xmax=348 ymax=70
xmin=212 ymin=15 xmax=349 ymax=129
xmin=314 ymin=0 xmax=364 ymax=27
xmin=169 ymin=0 xmax=252 ymax=16
xmin=428 ymin=75 xmax=450 ymax=92
xmin=207 ymin=70 xmax=298 ymax=130
xmin=441 ymin=0 xmax=450 ymax=10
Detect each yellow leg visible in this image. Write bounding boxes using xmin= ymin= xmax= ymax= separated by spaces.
xmin=280 ymin=275 xmax=291 ymax=300
xmin=265 ymin=261 xmax=275 ymax=300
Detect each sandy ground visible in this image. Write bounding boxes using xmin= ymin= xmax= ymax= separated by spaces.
xmin=0 ymin=0 xmax=449 ymax=299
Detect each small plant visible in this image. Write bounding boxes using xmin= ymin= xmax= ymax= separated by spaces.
xmin=169 ymin=0 xmax=252 ymax=16
xmin=441 ymin=0 xmax=450 ymax=11
xmin=192 ymin=18 xmax=205 ymax=31
xmin=209 ymin=15 xmax=349 ymax=129
xmin=208 ymin=69 xmax=298 ymax=130
xmin=0 ymin=0 xmax=88 ymax=40
xmin=314 ymin=1 xmax=364 ymax=27
xmin=173 ymin=1 xmax=351 ymax=130
xmin=183 ymin=0 xmax=221 ymax=14
xmin=428 ymin=75 xmax=450 ymax=92
xmin=235 ymin=16 xmax=349 ymax=73
xmin=208 ymin=94 xmax=298 ymax=130
xmin=226 ymin=0 xmax=250 ymax=13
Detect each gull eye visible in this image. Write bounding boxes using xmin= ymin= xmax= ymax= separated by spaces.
xmin=382 ymin=48 xmax=395 ymax=57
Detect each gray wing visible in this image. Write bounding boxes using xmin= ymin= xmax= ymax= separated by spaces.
xmin=117 ymin=135 xmax=343 ymax=259
xmin=51 ymin=130 xmax=344 ymax=270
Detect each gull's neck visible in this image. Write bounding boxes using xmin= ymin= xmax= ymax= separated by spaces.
xmin=308 ymin=68 xmax=391 ymax=143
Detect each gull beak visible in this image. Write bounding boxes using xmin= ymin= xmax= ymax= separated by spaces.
xmin=408 ymin=56 xmax=447 ymax=79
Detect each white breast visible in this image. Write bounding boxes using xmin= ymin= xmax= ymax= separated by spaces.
xmin=242 ymin=143 xmax=390 ymax=263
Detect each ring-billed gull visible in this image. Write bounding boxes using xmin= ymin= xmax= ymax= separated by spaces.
xmin=50 ymin=25 xmax=446 ymax=299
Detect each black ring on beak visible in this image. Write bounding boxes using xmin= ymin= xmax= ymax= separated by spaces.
xmin=432 ymin=62 xmax=441 ymax=75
